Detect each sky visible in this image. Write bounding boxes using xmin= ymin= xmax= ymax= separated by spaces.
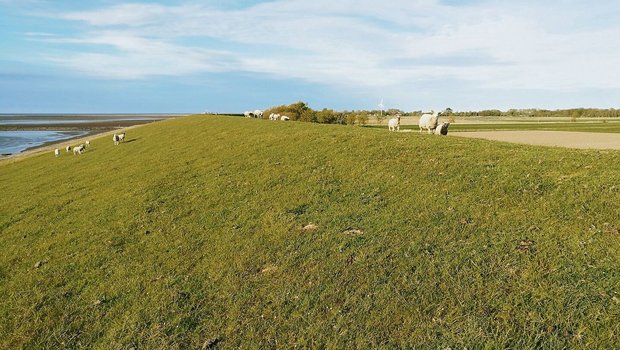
xmin=1 ymin=0 xmax=620 ymax=113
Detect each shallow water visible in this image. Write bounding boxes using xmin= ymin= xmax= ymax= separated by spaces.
xmin=0 ymin=131 xmax=88 ymax=155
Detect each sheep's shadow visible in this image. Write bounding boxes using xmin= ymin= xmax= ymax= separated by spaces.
xmin=125 ymin=138 xmax=138 ymax=143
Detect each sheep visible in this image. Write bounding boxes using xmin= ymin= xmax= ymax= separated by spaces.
xmin=270 ymin=113 xmax=281 ymax=121
xmin=65 ymin=145 xmax=72 ymax=153
xmin=280 ymin=115 xmax=290 ymax=121
xmin=254 ymin=110 xmax=264 ymax=119
xmin=388 ymin=115 xmax=401 ymax=132
xmin=73 ymin=144 xmax=85 ymax=155
xmin=112 ymin=133 xmax=126 ymax=145
xmin=434 ymin=122 xmax=450 ymax=135
xmin=85 ymin=140 xmax=90 ymax=147
xmin=54 ymin=148 xmax=60 ymax=157
xmin=244 ymin=111 xmax=253 ymax=118
xmin=419 ymin=110 xmax=441 ymax=134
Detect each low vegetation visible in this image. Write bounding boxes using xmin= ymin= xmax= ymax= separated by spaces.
xmin=450 ymin=108 xmax=620 ymax=119
xmin=1 ymin=116 xmax=619 ymax=348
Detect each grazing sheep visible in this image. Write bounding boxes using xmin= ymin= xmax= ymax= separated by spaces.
xmin=73 ymin=144 xmax=85 ymax=155
xmin=54 ymin=148 xmax=60 ymax=157
xmin=388 ymin=115 xmax=401 ymax=132
xmin=434 ymin=122 xmax=450 ymax=135
xmin=419 ymin=110 xmax=441 ymax=134
xmin=280 ymin=115 xmax=290 ymax=121
xmin=244 ymin=111 xmax=253 ymax=118
xmin=85 ymin=140 xmax=90 ymax=147
xmin=65 ymin=145 xmax=72 ymax=153
xmin=117 ymin=133 xmax=126 ymax=143
xmin=269 ymin=113 xmax=280 ymax=121
xmin=254 ymin=110 xmax=263 ymax=119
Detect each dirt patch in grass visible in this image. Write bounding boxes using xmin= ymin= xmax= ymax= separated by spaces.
xmin=452 ymin=131 xmax=620 ymax=150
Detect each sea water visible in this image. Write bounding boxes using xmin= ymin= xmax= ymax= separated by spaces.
xmin=0 ymin=114 xmax=179 ymax=156
xmin=0 ymin=130 xmax=88 ymax=155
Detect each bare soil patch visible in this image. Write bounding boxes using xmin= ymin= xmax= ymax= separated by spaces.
xmin=452 ymin=131 xmax=620 ymax=150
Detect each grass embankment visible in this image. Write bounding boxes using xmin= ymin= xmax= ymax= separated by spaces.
xmin=1 ymin=116 xmax=619 ymax=348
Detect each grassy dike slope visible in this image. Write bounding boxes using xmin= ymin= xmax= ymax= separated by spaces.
xmin=1 ymin=115 xmax=619 ymax=348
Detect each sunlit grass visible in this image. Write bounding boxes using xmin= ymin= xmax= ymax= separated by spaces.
xmin=1 ymin=115 xmax=619 ymax=348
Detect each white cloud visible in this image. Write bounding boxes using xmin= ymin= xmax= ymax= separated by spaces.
xmin=43 ymin=32 xmax=240 ymax=78
xmin=38 ymin=0 xmax=620 ymax=94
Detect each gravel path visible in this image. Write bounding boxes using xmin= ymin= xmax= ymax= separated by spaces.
xmin=452 ymin=131 xmax=620 ymax=150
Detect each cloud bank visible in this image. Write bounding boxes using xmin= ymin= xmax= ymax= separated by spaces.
xmin=10 ymin=0 xmax=620 ymax=109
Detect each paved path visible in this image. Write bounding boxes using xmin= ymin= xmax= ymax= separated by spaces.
xmin=452 ymin=131 xmax=620 ymax=150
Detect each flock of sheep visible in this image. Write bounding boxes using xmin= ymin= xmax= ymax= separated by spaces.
xmin=388 ymin=110 xmax=450 ymax=135
xmin=244 ymin=109 xmax=290 ymax=121
xmin=53 ymin=132 xmax=126 ymax=157
xmin=54 ymin=140 xmax=89 ymax=157
xmin=245 ymin=108 xmax=449 ymax=134
xmin=52 ymin=109 xmax=447 ymax=158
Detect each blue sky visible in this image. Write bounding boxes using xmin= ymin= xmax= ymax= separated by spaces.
xmin=1 ymin=0 xmax=620 ymax=113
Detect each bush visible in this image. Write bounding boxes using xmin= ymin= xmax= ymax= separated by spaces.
xmin=344 ymin=113 xmax=357 ymax=125
xmin=316 ymin=109 xmax=337 ymax=124
xmin=356 ymin=113 xmax=369 ymax=126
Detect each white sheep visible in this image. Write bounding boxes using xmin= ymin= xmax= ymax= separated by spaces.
xmin=73 ymin=145 xmax=85 ymax=155
xmin=434 ymin=122 xmax=450 ymax=135
xmin=117 ymin=133 xmax=126 ymax=143
xmin=244 ymin=111 xmax=253 ymax=118
xmin=419 ymin=110 xmax=440 ymax=134
xmin=280 ymin=115 xmax=290 ymax=121
xmin=254 ymin=110 xmax=264 ymax=119
xmin=65 ymin=145 xmax=72 ymax=153
xmin=388 ymin=115 xmax=401 ymax=132
xmin=54 ymin=148 xmax=60 ymax=157
xmin=113 ymin=134 xmax=120 ymax=145
xmin=85 ymin=140 xmax=90 ymax=147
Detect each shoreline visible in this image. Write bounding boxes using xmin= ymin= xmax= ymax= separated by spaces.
xmin=0 ymin=119 xmax=169 ymax=164
xmin=0 ymin=118 xmax=156 ymax=131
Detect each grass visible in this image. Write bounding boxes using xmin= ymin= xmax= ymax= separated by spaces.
xmin=1 ymin=115 xmax=619 ymax=349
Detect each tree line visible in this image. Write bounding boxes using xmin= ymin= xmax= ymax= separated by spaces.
xmin=447 ymin=108 xmax=620 ymax=119
xmin=241 ymin=102 xmax=620 ymax=126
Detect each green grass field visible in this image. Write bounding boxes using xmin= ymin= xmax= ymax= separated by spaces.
xmin=1 ymin=116 xmax=619 ymax=348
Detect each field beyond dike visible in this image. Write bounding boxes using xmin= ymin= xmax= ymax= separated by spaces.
xmin=1 ymin=115 xmax=619 ymax=348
